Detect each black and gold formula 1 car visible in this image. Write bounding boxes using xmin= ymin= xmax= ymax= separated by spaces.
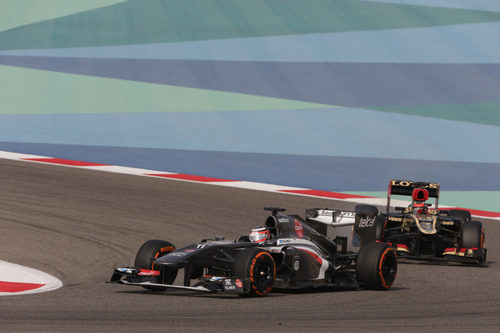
xmin=110 ymin=207 xmax=397 ymax=297
xmin=354 ymin=180 xmax=487 ymax=266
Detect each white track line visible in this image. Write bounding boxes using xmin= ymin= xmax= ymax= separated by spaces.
xmin=1 ymin=150 xmax=498 ymax=220
xmin=0 ymin=260 xmax=62 ymax=296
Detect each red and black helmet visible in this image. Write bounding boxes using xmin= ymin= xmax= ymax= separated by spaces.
xmin=412 ymin=188 xmax=429 ymax=202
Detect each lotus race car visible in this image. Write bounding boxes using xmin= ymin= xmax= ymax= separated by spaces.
xmin=110 ymin=207 xmax=397 ymax=296
xmin=354 ymin=180 xmax=487 ymax=265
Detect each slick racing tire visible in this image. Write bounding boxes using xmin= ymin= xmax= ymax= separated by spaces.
xmin=356 ymin=242 xmax=397 ymax=290
xmin=134 ymin=239 xmax=178 ymax=291
xmin=461 ymin=221 xmax=485 ymax=249
xmin=448 ymin=209 xmax=472 ymax=223
xmin=232 ymin=248 xmax=276 ymax=297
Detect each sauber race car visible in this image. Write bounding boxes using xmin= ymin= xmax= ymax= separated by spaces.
xmin=354 ymin=180 xmax=487 ymax=266
xmin=110 ymin=207 xmax=397 ymax=296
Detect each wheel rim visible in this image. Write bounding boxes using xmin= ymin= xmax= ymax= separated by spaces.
xmin=251 ymin=256 xmax=275 ymax=295
xmin=379 ymin=250 xmax=397 ymax=288
xmin=256 ymin=261 xmax=273 ymax=288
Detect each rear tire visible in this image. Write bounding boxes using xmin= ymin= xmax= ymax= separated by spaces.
xmin=135 ymin=239 xmax=177 ymax=291
xmin=461 ymin=221 xmax=484 ymax=249
xmin=232 ymin=248 xmax=275 ymax=297
xmin=356 ymin=242 xmax=397 ymax=290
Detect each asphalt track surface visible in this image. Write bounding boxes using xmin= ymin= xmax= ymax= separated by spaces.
xmin=1 ymin=159 xmax=499 ymax=332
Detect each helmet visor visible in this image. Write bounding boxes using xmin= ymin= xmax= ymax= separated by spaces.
xmin=249 ymin=229 xmax=269 ymax=243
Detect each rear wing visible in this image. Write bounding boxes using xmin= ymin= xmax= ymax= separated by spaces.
xmin=305 ymin=208 xmax=358 ymax=252
xmin=387 ymin=180 xmax=440 ymax=212
xmin=305 ymin=208 xmax=356 ymax=227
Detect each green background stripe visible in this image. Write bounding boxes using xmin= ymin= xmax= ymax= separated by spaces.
xmin=0 ymin=0 xmax=127 ymax=33
xmin=370 ymin=103 xmax=500 ymax=126
xmin=0 ymin=65 xmax=332 ymax=115
xmin=2 ymin=0 xmax=500 ymax=50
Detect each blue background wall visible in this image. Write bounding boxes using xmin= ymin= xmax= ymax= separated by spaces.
xmin=0 ymin=0 xmax=499 ymax=211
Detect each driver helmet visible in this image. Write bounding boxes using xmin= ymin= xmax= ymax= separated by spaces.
xmin=411 ymin=188 xmax=429 ymax=212
xmin=249 ymin=226 xmax=270 ymax=243
xmin=412 ymin=188 xmax=429 ymax=203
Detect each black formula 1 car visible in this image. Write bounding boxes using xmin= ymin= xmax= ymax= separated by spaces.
xmin=110 ymin=207 xmax=397 ymax=296
xmin=354 ymin=180 xmax=487 ymax=266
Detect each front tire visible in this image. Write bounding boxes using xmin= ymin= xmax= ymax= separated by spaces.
xmin=232 ymin=248 xmax=276 ymax=297
xmin=134 ymin=239 xmax=177 ymax=291
xmin=461 ymin=221 xmax=484 ymax=249
xmin=356 ymin=242 xmax=397 ymax=290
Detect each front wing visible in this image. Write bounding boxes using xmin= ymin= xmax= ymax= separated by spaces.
xmin=395 ymin=247 xmax=487 ymax=266
xmin=109 ymin=267 xmax=248 ymax=294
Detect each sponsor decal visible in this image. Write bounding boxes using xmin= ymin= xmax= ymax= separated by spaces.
xmin=338 ymin=211 xmax=356 ymax=218
xmin=294 ymin=219 xmax=304 ymax=238
xmin=333 ymin=211 xmax=356 ymax=224
xmin=318 ymin=210 xmax=333 ymax=216
xmin=224 ymin=279 xmax=235 ymax=290
xmin=235 ymin=279 xmax=243 ymax=288
xmin=391 ymin=180 xmax=439 ymax=189
xmin=441 ymin=221 xmax=455 ymax=226
xmin=278 ymin=217 xmax=289 ymax=223
xmin=358 ymin=216 xmax=375 ymax=228
xmin=293 ymin=258 xmax=300 ymax=271
xmin=316 ymin=210 xmax=355 ymax=220
xmin=138 ymin=269 xmax=160 ymax=276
